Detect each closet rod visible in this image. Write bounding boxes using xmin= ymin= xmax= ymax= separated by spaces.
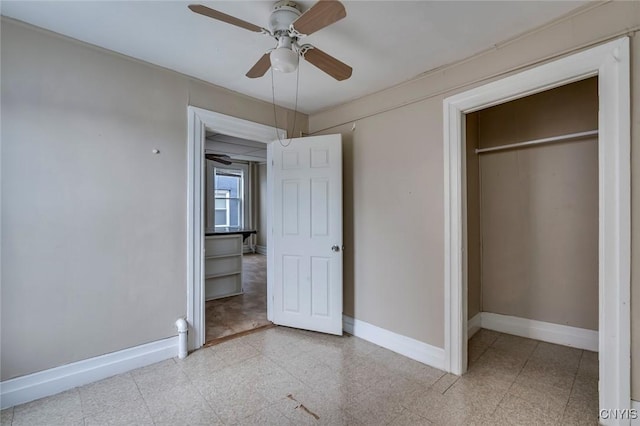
xmin=475 ymin=129 xmax=598 ymax=154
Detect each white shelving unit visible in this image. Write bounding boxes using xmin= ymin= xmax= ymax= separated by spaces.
xmin=204 ymin=234 xmax=243 ymax=300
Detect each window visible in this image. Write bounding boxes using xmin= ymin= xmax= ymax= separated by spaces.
xmin=214 ymin=189 xmax=230 ymax=227
xmin=213 ymin=168 xmax=243 ymax=228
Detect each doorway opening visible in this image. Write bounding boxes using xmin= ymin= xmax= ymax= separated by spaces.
xmin=187 ymin=107 xmax=345 ymax=350
xmin=443 ymin=37 xmax=630 ymax=420
xmin=186 ymin=107 xmax=286 ymax=351
xmin=203 ymin=131 xmax=272 ymax=345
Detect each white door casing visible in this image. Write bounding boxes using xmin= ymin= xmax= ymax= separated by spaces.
xmin=270 ymin=135 xmax=344 ymax=335
xmin=443 ymin=37 xmax=630 ymax=425
xmin=187 ymin=107 xmax=285 ymax=350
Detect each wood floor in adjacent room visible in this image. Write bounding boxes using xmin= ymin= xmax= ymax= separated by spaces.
xmin=205 ymin=253 xmax=271 ymax=344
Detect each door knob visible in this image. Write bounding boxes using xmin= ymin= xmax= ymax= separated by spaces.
xmin=331 ymin=245 xmax=341 ymax=252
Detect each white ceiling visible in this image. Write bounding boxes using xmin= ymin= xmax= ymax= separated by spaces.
xmin=1 ymin=1 xmax=588 ymax=114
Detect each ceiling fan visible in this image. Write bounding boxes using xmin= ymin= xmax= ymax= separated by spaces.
xmin=188 ymin=0 xmax=352 ymax=81
xmin=205 ymin=152 xmax=233 ymax=165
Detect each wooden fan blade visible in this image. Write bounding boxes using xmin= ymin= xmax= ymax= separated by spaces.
xmin=205 ymin=153 xmax=233 ymax=165
xmin=291 ymin=0 xmax=346 ymax=36
xmin=188 ymin=4 xmax=263 ymax=33
xmin=246 ymin=53 xmax=271 ymax=78
xmin=303 ymin=47 xmax=352 ymax=81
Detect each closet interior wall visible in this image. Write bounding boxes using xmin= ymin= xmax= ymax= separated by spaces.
xmin=466 ymin=113 xmax=482 ymax=321
xmin=466 ymin=77 xmax=599 ymax=331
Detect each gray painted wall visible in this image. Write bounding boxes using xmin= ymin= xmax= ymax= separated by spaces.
xmin=0 ymin=19 xmax=307 ymax=381
xmin=3 ymin=2 xmax=639 ymax=397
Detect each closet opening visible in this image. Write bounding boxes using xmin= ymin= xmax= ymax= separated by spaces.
xmin=464 ymin=77 xmax=599 ymax=421
xmin=203 ymin=130 xmax=272 ymax=345
xmin=443 ymin=38 xmax=630 ymax=419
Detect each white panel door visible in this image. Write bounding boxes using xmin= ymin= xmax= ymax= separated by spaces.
xmin=271 ymin=134 xmax=343 ymax=335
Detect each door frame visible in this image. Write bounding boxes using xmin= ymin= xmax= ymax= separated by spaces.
xmin=186 ymin=106 xmax=285 ymax=350
xmin=443 ymin=37 xmax=630 ymax=421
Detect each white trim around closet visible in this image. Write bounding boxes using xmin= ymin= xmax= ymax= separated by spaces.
xmin=443 ymin=37 xmax=630 ymax=425
xmin=467 ymin=313 xmax=482 ymax=339
xmin=630 ymin=400 xmax=640 ymax=425
xmin=468 ymin=312 xmax=598 ymax=352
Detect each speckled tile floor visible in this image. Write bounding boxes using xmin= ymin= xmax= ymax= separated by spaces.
xmin=205 ymin=254 xmax=271 ymax=343
xmin=0 ymin=328 xmax=598 ymax=425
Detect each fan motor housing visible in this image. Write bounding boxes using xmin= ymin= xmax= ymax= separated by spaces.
xmin=269 ymin=0 xmax=301 ymax=33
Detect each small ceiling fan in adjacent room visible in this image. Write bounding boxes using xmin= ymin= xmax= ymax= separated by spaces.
xmin=205 ymin=152 xmax=233 ymax=165
xmin=188 ymin=0 xmax=353 ymax=81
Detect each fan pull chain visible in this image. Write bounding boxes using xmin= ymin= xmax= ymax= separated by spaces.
xmin=271 ymin=63 xmax=300 ymax=147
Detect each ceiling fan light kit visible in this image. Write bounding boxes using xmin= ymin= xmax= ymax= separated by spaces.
xmin=270 ymin=36 xmax=299 ymax=73
xmin=188 ymin=0 xmax=352 ymax=81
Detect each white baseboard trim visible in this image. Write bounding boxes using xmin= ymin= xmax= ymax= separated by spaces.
xmin=255 ymin=245 xmax=267 ymax=255
xmin=0 ymin=336 xmax=178 ymax=409
xmin=474 ymin=312 xmax=598 ymax=352
xmin=343 ymin=315 xmax=445 ymax=370
xmin=467 ymin=313 xmax=482 ymax=339
xmin=631 ymin=400 xmax=640 ymax=425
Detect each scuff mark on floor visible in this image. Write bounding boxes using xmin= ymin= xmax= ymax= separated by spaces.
xmin=299 ymin=403 xmax=321 ymax=420
xmin=286 ymin=393 xmax=320 ymax=420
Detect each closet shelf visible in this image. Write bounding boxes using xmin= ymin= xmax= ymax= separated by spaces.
xmin=204 ymin=234 xmax=243 ymax=301
xmin=205 ymin=253 xmax=240 ymax=260
xmin=205 ymin=271 xmax=241 ymax=280
xmin=475 ymin=129 xmax=598 ymax=154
